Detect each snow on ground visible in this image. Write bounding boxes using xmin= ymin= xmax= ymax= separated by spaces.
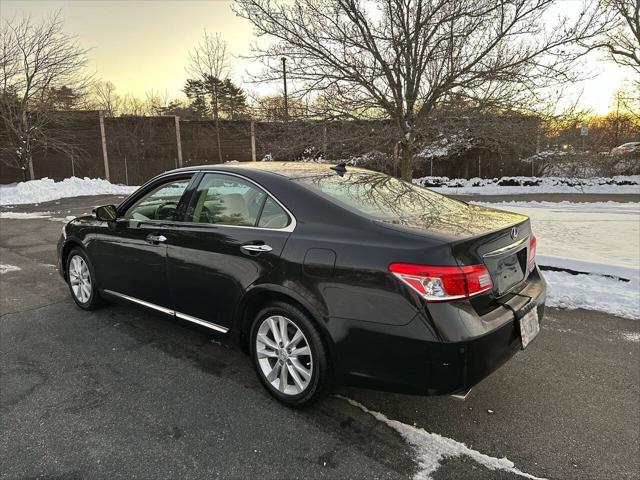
xmin=337 ymin=395 xmax=546 ymax=480
xmin=621 ymin=331 xmax=640 ymax=343
xmin=417 ymin=175 xmax=640 ymax=195
xmin=0 ymin=265 xmax=21 ymax=274
xmin=0 ymin=211 xmax=77 ymax=222
xmin=0 ymin=177 xmax=137 ymax=206
xmin=0 ymin=211 xmax=53 ymax=219
xmin=478 ymin=201 xmax=640 ymax=319
xmin=475 ymin=201 xmax=640 ymax=276
xmin=544 ymin=271 xmax=639 ymax=320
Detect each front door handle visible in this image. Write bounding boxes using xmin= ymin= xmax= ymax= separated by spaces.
xmin=241 ymin=244 xmax=273 ymax=253
xmin=146 ymin=234 xmax=167 ymax=244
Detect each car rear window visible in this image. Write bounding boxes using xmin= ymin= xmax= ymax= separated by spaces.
xmin=294 ymin=171 xmax=465 ymax=220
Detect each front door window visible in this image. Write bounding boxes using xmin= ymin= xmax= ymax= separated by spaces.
xmin=125 ymin=179 xmax=191 ymax=221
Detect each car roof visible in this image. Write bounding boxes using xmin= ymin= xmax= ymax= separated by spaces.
xmin=169 ymin=161 xmax=371 ymax=179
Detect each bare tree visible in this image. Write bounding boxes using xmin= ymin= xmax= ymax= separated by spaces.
xmin=0 ymin=11 xmax=90 ymax=180
xmin=92 ymin=80 xmax=121 ymax=117
xmin=234 ymin=0 xmax=612 ymax=179
xmin=186 ymin=30 xmax=230 ymax=162
xmin=596 ymin=0 xmax=640 ymax=74
xmin=593 ymin=0 xmax=640 ymax=117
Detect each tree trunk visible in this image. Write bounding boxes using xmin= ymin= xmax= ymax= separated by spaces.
xmin=398 ymin=114 xmax=416 ymax=181
xmin=399 ymin=144 xmax=414 ymax=181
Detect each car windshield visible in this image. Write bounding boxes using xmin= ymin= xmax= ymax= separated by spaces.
xmin=294 ymin=170 xmax=466 ymax=220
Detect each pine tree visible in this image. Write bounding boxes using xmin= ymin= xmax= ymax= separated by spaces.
xmin=183 ymin=76 xmax=248 ymax=120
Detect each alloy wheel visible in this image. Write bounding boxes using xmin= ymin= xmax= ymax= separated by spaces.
xmin=69 ymin=255 xmax=92 ymax=304
xmin=255 ymin=315 xmax=313 ymax=395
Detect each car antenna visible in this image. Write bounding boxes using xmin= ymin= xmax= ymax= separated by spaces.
xmin=330 ymin=162 xmax=347 ymax=177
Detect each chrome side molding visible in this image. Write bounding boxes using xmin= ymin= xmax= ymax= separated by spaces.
xmin=175 ymin=311 xmax=228 ymax=333
xmin=103 ymin=289 xmax=174 ymax=315
xmin=102 ymin=289 xmax=229 ymax=333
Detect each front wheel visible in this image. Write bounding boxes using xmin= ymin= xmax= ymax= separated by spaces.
xmin=250 ymin=302 xmax=330 ymax=407
xmin=66 ymin=247 xmax=102 ymax=310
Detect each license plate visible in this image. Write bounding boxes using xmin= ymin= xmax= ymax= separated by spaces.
xmin=519 ymin=307 xmax=540 ymax=349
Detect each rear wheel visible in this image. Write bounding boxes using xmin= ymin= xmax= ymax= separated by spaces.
xmin=250 ymin=302 xmax=330 ymax=407
xmin=66 ymin=248 xmax=101 ymax=310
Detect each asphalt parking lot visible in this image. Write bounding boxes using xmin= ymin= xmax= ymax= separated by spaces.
xmin=1 ymin=194 xmax=638 ymax=479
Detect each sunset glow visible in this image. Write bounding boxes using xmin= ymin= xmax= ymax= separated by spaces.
xmin=2 ymin=0 xmax=636 ymax=114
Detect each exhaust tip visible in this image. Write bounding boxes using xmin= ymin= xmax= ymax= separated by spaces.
xmin=450 ymin=388 xmax=472 ymax=401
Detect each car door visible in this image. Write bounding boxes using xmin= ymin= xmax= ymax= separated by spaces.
xmin=91 ymin=174 xmax=194 ymax=310
xmin=166 ymin=172 xmax=294 ymax=331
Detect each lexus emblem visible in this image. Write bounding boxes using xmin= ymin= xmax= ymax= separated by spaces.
xmin=510 ymin=227 xmax=519 ymax=240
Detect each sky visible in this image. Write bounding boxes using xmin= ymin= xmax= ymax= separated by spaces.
xmin=1 ymin=0 xmax=635 ymax=114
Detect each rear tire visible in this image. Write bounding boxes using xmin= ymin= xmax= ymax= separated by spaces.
xmin=66 ymin=247 xmax=102 ymax=310
xmin=250 ymin=301 xmax=330 ymax=407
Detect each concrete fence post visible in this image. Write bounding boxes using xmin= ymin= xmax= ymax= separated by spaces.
xmin=250 ymin=120 xmax=256 ymax=162
xmin=174 ymin=116 xmax=183 ymax=167
xmin=323 ymin=124 xmax=327 ymax=155
xmin=99 ymin=110 xmax=110 ymax=181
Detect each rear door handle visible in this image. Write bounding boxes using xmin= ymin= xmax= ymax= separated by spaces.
xmin=146 ymin=234 xmax=167 ymax=244
xmin=241 ymin=244 xmax=273 ymax=253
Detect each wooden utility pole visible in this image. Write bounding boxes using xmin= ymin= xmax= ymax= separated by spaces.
xmin=250 ymin=120 xmax=256 ymax=161
xmin=282 ymin=57 xmax=289 ymax=121
xmin=99 ymin=110 xmax=110 ymax=181
xmin=174 ymin=116 xmax=183 ymax=167
xmin=212 ymin=83 xmax=223 ymax=163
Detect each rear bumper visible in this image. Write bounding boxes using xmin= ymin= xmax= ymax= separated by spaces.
xmin=329 ymin=269 xmax=546 ymax=395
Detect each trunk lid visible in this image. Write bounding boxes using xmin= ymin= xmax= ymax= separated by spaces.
xmin=377 ymin=202 xmax=532 ymax=297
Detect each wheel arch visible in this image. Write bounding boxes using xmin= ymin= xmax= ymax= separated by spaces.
xmin=234 ymin=285 xmax=334 ymax=364
xmin=60 ymin=238 xmax=86 ymax=280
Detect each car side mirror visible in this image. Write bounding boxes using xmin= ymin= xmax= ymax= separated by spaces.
xmin=94 ymin=204 xmax=118 ymax=222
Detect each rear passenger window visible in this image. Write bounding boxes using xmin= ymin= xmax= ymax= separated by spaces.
xmin=188 ymin=173 xmax=266 ymax=226
xmin=257 ymin=197 xmax=289 ymax=229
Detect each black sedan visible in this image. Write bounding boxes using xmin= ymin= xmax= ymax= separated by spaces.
xmin=57 ymin=162 xmax=546 ymax=406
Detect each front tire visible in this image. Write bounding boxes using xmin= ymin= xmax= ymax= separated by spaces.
xmin=250 ymin=301 xmax=330 ymax=407
xmin=66 ymin=247 xmax=101 ymax=310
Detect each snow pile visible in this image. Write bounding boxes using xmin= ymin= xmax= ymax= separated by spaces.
xmin=415 ymin=175 xmax=640 ymax=194
xmin=545 ymin=271 xmax=639 ymax=320
xmin=0 ymin=177 xmax=137 ymax=206
xmin=338 ymin=395 xmax=546 ymax=480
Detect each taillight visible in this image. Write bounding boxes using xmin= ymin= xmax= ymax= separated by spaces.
xmin=388 ymin=263 xmax=493 ymax=302
xmin=528 ymin=235 xmax=537 ymax=271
